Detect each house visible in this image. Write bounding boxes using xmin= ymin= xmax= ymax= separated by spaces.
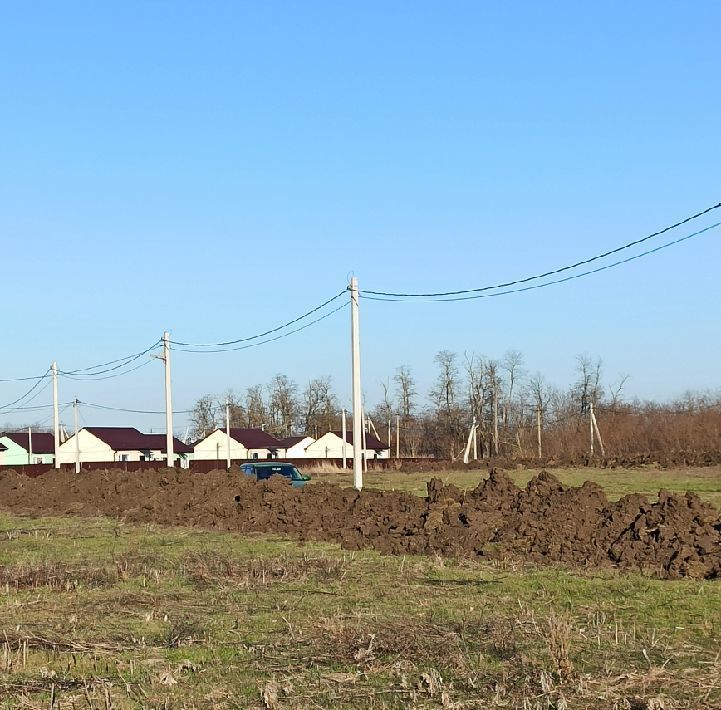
xmin=277 ymin=435 xmax=315 ymax=458
xmin=57 ymin=427 xmax=192 ymax=467
xmin=0 ymin=432 xmax=55 ymax=466
xmin=304 ymin=431 xmax=390 ymax=459
xmin=193 ymin=428 xmax=282 ymax=462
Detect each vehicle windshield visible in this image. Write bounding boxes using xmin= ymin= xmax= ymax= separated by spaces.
xmin=258 ymin=464 xmax=304 ymax=481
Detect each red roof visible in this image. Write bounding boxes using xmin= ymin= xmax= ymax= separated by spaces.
xmin=278 ymin=436 xmax=310 ymax=448
xmin=331 ymin=431 xmax=388 ymax=450
xmin=85 ymin=427 xmax=193 ymax=454
xmin=227 ymin=428 xmax=282 ymax=449
xmin=2 ymin=432 xmax=55 ymax=454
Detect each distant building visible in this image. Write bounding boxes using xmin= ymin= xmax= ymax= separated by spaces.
xmin=305 ymin=431 xmax=390 ymax=459
xmin=277 ymin=435 xmax=315 ymax=458
xmin=193 ymin=428 xmax=282 ymax=462
xmin=57 ymin=427 xmax=192 ymax=467
xmin=0 ymin=432 xmax=55 ymax=466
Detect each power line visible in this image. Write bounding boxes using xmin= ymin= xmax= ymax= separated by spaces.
xmin=363 ymin=201 xmax=721 ymax=299
xmin=60 ymin=357 xmax=155 ymax=381
xmin=0 ymin=369 xmax=51 ymax=412
xmin=169 ymin=290 xmax=347 ymax=347
xmin=362 ymin=222 xmax=721 ymax=302
xmin=175 ymin=301 xmax=349 ymax=353
xmin=59 ymin=340 xmax=161 ymax=377
xmin=81 ymin=402 xmax=194 ymax=415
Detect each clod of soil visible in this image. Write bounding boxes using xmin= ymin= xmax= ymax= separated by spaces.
xmin=0 ymin=468 xmax=719 ymax=579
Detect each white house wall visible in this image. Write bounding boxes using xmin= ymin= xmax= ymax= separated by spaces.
xmin=194 ymin=430 xmax=249 ymax=461
xmin=305 ymin=433 xmax=353 ymax=459
xmin=283 ymin=437 xmax=315 ymax=458
xmin=305 ymin=432 xmax=389 ymax=459
xmin=57 ymin=430 xmax=115 ymax=465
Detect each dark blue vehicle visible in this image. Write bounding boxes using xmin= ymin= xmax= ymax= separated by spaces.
xmin=239 ymin=462 xmax=310 ymax=488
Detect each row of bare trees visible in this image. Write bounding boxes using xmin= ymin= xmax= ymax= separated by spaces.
xmin=185 ymin=350 xmax=720 ymax=460
xmin=190 ymin=374 xmax=341 ymax=440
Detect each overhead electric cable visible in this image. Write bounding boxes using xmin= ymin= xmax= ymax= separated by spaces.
xmin=169 ymin=289 xmax=347 ymax=347
xmin=363 ymin=201 xmax=721 ymax=299
xmin=174 ymin=301 xmax=349 ymax=353
xmin=82 ymin=402 xmax=194 ymax=415
xmin=60 ymin=340 xmax=161 ymax=376
xmin=0 ymin=369 xmax=52 ymax=412
xmin=60 ymin=357 xmax=156 ymax=381
xmin=362 ymin=222 xmax=721 ymax=302
xmin=0 ymin=372 xmax=51 ymax=383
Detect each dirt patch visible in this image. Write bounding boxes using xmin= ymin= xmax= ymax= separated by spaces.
xmin=0 ymin=467 xmax=719 ymax=579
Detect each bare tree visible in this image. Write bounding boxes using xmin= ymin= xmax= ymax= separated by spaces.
xmin=190 ymin=394 xmax=218 ymax=440
xmin=394 ymin=366 xmax=416 ymax=417
xmin=302 ymin=376 xmax=338 ymax=437
xmin=608 ymin=374 xmax=630 ymax=411
xmin=576 ymin=354 xmax=603 ymax=415
xmin=429 ymin=351 xmax=466 ymax=459
xmin=501 ymin=349 xmax=525 ymax=426
xmin=245 ymin=384 xmax=268 ymax=429
xmin=268 ymin=374 xmax=298 ymax=437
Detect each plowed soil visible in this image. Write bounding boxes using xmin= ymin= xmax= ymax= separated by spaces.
xmin=1 ymin=467 xmax=719 ymax=579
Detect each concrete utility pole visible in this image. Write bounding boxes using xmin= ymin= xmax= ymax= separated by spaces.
xmin=492 ymin=385 xmax=499 ymax=456
xmin=589 ymin=401 xmax=595 ymax=456
xmin=536 ymin=405 xmax=543 ymax=459
xmin=27 ymin=427 xmax=33 ymax=465
xmin=590 ymin=402 xmax=605 ymax=457
xmin=73 ymin=398 xmax=80 ymax=474
xmin=162 ymin=332 xmax=174 ymax=468
xmin=395 ymin=415 xmax=400 ymax=459
xmin=472 ymin=416 xmax=478 ymax=461
xmin=226 ymin=396 xmax=231 ymax=469
xmin=341 ymin=408 xmax=347 ymax=469
xmin=52 ymin=362 xmax=60 ymax=469
xmin=350 ymin=277 xmax=363 ymax=490
xmin=362 ymin=412 xmax=368 ymax=473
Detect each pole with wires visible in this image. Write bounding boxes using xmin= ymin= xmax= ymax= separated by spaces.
xmin=350 ymin=277 xmax=363 ymax=490
xmin=226 ymin=396 xmax=231 ymax=470
xmin=163 ymin=332 xmax=175 ymax=468
xmin=73 ymin=398 xmax=80 ymax=474
xmin=52 ymin=362 xmax=60 ymax=469
xmin=27 ymin=427 xmax=33 ymax=465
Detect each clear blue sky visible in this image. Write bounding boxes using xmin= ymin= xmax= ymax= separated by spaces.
xmin=1 ymin=1 xmax=720 ymax=433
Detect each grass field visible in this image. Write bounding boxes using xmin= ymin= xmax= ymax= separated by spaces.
xmin=312 ymin=464 xmax=721 ymax=509
xmin=1 ymin=471 xmax=720 ymax=709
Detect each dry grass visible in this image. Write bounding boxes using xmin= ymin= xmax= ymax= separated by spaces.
xmin=0 ymin=512 xmax=719 ymax=708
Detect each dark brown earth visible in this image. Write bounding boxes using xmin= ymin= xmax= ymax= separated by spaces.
xmin=0 ymin=467 xmax=719 ymax=579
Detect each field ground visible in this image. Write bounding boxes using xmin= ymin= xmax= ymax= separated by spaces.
xmin=1 ymin=494 xmax=720 ymax=708
xmin=311 ymin=464 xmax=721 ymax=509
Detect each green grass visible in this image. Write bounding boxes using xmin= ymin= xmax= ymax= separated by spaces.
xmin=312 ymin=464 xmax=721 ymax=508
xmin=0 ymin=511 xmax=720 ymax=708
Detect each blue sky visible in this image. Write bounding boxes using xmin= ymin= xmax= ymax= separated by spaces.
xmin=1 ymin=1 xmax=720 ymax=432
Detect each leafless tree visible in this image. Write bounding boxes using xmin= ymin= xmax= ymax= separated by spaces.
xmin=429 ymin=351 xmax=466 ymax=459
xmin=576 ymin=354 xmax=603 ymax=415
xmin=608 ymin=374 xmax=630 ymax=411
xmin=245 ymin=384 xmax=268 ymax=429
xmin=394 ymin=366 xmax=416 ymax=417
xmin=190 ymin=394 xmax=218 ymax=440
xmin=268 ymin=374 xmax=298 ymax=437
xmin=301 ymin=376 xmax=337 ymax=437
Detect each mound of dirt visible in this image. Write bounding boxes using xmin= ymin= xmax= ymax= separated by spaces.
xmin=0 ymin=467 xmax=719 ymax=579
